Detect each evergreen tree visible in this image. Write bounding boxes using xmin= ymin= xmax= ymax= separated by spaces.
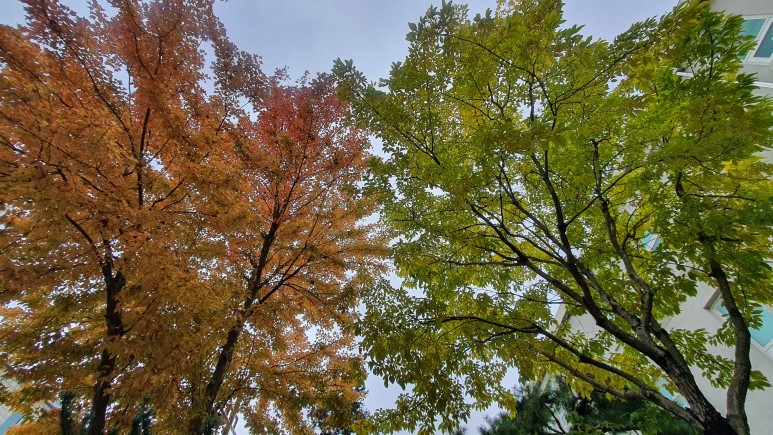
xmin=131 ymin=397 xmax=154 ymax=435
xmin=59 ymin=391 xmax=78 ymax=435
xmin=478 ymin=379 xmax=698 ymax=434
xmin=58 ymin=392 xmax=154 ymax=435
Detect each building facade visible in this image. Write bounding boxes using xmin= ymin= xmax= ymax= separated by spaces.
xmin=554 ymin=1 xmax=773 ymax=432
xmin=718 ymin=0 xmax=773 ymax=89
xmin=667 ymin=0 xmax=773 ymax=431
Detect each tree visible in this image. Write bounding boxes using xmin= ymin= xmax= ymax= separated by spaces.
xmin=4 ymin=409 xmax=59 ymax=435
xmin=55 ymin=391 xmax=153 ymax=435
xmin=60 ymin=391 xmax=80 ymax=435
xmin=480 ymin=383 xmax=557 ymax=435
xmin=0 ymin=0 xmax=233 ymax=432
xmin=334 ymin=1 xmax=773 ymax=434
xmin=0 ymin=1 xmax=382 ymax=433
xmin=310 ymin=386 xmax=369 ymax=434
xmin=185 ymin=75 xmax=383 ymax=434
xmin=479 ymin=379 xmax=697 ymax=435
xmin=130 ymin=397 xmax=154 ymax=435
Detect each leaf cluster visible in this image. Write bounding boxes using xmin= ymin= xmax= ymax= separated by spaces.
xmin=0 ymin=1 xmax=387 ymax=433
xmin=337 ymin=0 xmax=773 ymax=432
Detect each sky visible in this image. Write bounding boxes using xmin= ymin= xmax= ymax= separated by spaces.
xmin=0 ymin=0 xmax=676 ymax=433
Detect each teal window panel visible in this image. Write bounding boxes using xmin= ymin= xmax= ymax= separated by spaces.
xmin=641 ymin=231 xmax=661 ymax=251
xmin=754 ymin=24 xmax=773 ymax=58
xmin=657 ymin=378 xmax=675 ymax=400
xmin=750 ymin=307 xmax=773 ymax=346
xmin=0 ymin=412 xmax=24 ymax=434
xmin=656 ymin=379 xmax=688 ymax=407
xmin=713 ymin=300 xmax=773 ymax=347
xmin=742 ymin=18 xmax=765 ymax=38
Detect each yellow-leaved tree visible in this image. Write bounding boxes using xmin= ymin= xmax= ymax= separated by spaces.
xmin=0 ymin=1 xmax=384 ymax=433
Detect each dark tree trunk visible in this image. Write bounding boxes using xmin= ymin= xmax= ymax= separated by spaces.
xmin=705 ymin=257 xmax=751 ymax=435
xmin=700 ymin=411 xmax=739 ymax=435
xmin=89 ymin=271 xmax=126 ymax=435
xmin=189 ymin=221 xmax=279 ymax=434
xmin=188 ymin=319 xmax=245 ymax=434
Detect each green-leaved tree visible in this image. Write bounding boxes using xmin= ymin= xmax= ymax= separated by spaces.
xmin=334 ymin=1 xmax=773 ymax=434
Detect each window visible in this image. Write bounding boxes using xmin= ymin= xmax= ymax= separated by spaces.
xmin=0 ymin=411 xmax=24 ymax=433
xmin=711 ymin=298 xmax=773 ymax=355
xmin=657 ymin=378 xmax=689 ymax=408
xmin=641 ymin=231 xmax=661 ymax=251
xmin=741 ymin=16 xmax=773 ymax=63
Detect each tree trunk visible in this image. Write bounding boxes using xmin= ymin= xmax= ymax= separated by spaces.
xmin=656 ymin=356 xmax=739 ymax=435
xmin=189 ymin=221 xmax=278 ymax=434
xmin=700 ymin=411 xmax=739 ymax=435
xmin=188 ymin=319 xmax=245 ymax=435
xmin=704 ymin=257 xmax=751 ymax=435
xmin=89 ymin=272 xmax=125 ymax=435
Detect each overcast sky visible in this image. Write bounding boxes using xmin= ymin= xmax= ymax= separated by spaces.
xmin=0 ymin=0 xmax=675 ymax=433
xmin=213 ymin=0 xmax=676 ymax=83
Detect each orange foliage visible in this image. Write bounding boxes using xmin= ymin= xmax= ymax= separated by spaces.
xmin=5 ymin=407 xmax=59 ymax=435
xmin=0 ymin=0 xmax=383 ymax=433
xmin=186 ymin=76 xmax=384 ymax=433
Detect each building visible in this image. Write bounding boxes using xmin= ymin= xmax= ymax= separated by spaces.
xmin=0 ymin=376 xmax=24 ymax=434
xmin=663 ymin=0 xmax=773 ymax=431
xmin=552 ymin=1 xmax=773 ymax=432
xmin=0 ymin=371 xmax=55 ymax=435
xmin=722 ymin=0 xmax=773 ymax=94
xmin=674 ymin=0 xmax=773 ymax=98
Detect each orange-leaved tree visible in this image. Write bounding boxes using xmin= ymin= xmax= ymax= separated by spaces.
xmin=185 ymin=75 xmax=385 ymax=434
xmin=0 ymin=1 xmax=383 ymax=434
xmin=0 ymin=0 xmax=258 ymax=433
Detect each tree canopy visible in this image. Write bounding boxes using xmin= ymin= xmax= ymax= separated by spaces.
xmin=478 ymin=378 xmax=697 ymax=435
xmin=335 ymin=0 xmax=773 ymax=434
xmin=0 ymin=1 xmax=384 ymax=433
